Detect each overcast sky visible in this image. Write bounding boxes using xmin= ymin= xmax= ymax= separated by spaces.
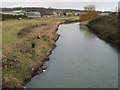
xmin=1 ymin=0 xmax=119 ymax=2
xmin=1 ymin=0 xmax=119 ymax=11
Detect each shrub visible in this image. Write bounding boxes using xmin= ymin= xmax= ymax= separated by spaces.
xmin=80 ymin=11 xmax=99 ymax=22
xmin=41 ymin=23 xmax=47 ymax=26
xmin=31 ymin=42 xmax=36 ymax=48
xmin=2 ymin=14 xmax=27 ymax=20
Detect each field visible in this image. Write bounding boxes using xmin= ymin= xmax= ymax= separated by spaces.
xmin=2 ymin=16 xmax=79 ymax=88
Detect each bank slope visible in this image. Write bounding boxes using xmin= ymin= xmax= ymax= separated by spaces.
xmin=2 ymin=16 xmax=79 ymax=89
xmin=87 ymin=15 xmax=119 ymax=45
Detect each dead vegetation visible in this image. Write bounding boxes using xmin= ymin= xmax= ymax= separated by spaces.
xmin=87 ymin=15 xmax=119 ymax=45
xmin=2 ymin=16 xmax=79 ymax=89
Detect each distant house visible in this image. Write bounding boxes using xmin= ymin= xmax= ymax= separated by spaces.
xmin=26 ymin=12 xmax=41 ymax=18
xmin=64 ymin=12 xmax=84 ymax=16
xmin=100 ymin=12 xmax=110 ymax=16
xmin=53 ymin=12 xmax=59 ymax=16
xmin=12 ymin=10 xmax=26 ymax=15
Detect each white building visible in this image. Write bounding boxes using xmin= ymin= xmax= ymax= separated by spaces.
xmin=100 ymin=12 xmax=109 ymax=16
xmin=26 ymin=12 xmax=41 ymax=18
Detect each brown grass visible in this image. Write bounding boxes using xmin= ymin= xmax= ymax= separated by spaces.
xmin=87 ymin=15 xmax=119 ymax=45
xmin=2 ymin=16 xmax=79 ymax=88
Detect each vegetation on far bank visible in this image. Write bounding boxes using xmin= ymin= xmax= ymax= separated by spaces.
xmin=2 ymin=14 xmax=28 ymax=20
xmin=2 ymin=16 xmax=79 ymax=88
xmin=80 ymin=11 xmax=99 ymax=22
xmin=87 ymin=15 xmax=119 ymax=45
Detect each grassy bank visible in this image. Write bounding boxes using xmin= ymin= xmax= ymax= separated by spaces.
xmin=87 ymin=15 xmax=119 ymax=45
xmin=2 ymin=16 xmax=79 ymax=89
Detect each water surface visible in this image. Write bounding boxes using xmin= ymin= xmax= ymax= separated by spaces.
xmin=26 ymin=23 xmax=118 ymax=88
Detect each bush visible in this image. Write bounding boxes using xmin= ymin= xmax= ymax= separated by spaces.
xmin=41 ymin=23 xmax=47 ymax=26
xmin=2 ymin=14 xmax=27 ymax=20
xmin=80 ymin=11 xmax=99 ymax=22
xmin=31 ymin=43 xmax=36 ymax=48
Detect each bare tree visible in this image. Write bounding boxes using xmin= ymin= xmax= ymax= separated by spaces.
xmin=84 ymin=5 xmax=96 ymax=11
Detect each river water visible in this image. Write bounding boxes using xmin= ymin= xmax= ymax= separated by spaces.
xmin=26 ymin=23 xmax=118 ymax=88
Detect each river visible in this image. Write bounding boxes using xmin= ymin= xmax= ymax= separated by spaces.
xmin=26 ymin=22 xmax=118 ymax=88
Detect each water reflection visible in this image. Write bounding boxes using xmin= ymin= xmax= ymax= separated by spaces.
xmin=80 ymin=24 xmax=119 ymax=53
xmin=79 ymin=24 xmax=88 ymax=31
xmin=79 ymin=24 xmax=96 ymax=38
